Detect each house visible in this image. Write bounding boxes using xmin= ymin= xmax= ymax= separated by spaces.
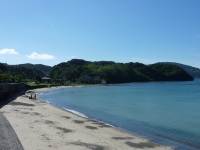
xmin=42 ymin=77 xmax=51 ymax=83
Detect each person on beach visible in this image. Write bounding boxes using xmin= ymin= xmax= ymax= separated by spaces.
xmin=33 ymin=94 xmax=36 ymax=99
xmin=29 ymin=94 xmax=32 ymax=99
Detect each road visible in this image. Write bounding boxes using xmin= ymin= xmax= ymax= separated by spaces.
xmin=0 ymin=112 xmax=24 ymax=150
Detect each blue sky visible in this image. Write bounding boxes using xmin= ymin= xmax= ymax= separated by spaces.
xmin=1 ymin=0 xmax=200 ymax=68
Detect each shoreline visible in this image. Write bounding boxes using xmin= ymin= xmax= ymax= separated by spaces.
xmin=1 ymin=86 xmax=172 ymax=150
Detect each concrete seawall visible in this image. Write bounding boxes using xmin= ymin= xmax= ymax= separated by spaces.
xmin=0 ymin=83 xmax=26 ymax=102
xmin=0 ymin=83 xmax=25 ymax=150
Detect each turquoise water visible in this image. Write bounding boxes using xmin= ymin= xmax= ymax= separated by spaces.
xmin=39 ymin=80 xmax=200 ymax=150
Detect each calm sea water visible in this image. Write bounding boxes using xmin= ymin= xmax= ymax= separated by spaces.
xmin=39 ymin=79 xmax=200 ymax=150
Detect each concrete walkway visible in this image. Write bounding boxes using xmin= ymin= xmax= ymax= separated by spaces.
xmin=0 ymin=112 xmax=24 ymax=150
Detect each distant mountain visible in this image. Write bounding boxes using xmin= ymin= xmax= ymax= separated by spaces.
xmin=49 ymin=59 xmax=193 ymax=83
xmin=11 ymin=63 xmax=52 ymax=75
xmin=158 ymin=62 xmax=200 ymax=78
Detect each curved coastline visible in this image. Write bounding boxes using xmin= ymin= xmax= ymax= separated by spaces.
xmin=1 ymin=86 xmax=172 ymax=150
xmin=37 ymin=86 xmax=172 ymax=149
xmin=38 ymin=84 xmax=200 ymax=150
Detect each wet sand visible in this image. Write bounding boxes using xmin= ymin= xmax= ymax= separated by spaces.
xmin=0 ymin=87 xmax=172 ymax=150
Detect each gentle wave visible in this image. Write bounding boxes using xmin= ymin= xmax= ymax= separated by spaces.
xmin=63 ymin=108 xmax=115 ymax=128
xmin=39 ymin=98 xmax=50 ymax=104
xmin=46 ymin=100 xmax=50 ymax=104
xmin=89 ymin=118 xmax=115 ymax=128
xmin=63 ymin=108 xmax=88 ymax=118
xmin=39 ymin=96 xmax=115 ymax=128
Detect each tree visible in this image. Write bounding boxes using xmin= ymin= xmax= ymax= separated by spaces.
xmin=0 ymin=63 xmax=6 ymax=72
xmin=35 ymin=76 xmax=42 ymax=83
xmin=15 ymin=75 xmax=22 ymax=82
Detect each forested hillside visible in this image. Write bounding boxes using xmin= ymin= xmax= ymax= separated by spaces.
xmin=0 ymin=60 xmax=194 ymax=84
xmin=49 ymin=59 xmax=193 ymax=84
xmin=0 ymin=63 xmax=48 ymax=82
xmin=11 ymin=63 xmax=52 ymax=75
xmin=159 ymin=62 xmax=200 ymax=78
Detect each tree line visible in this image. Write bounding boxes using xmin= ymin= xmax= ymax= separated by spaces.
xmin=0 ymin=59 xmax=194 ymax=84
xmin=0 ymin=63 xmax=46 ymax=83
xmin=49 ymin=59 xmax=194 ymax=84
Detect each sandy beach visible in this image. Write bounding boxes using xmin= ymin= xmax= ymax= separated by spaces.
xmin=0 ymin=87 xmax=172 ymax=150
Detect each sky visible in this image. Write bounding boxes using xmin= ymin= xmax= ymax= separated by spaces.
xmin=1 ymin=0 xmax=200 ymax=68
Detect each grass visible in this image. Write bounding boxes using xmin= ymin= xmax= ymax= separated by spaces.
xmin=27 ymin=82 xmax=60 ymax=87
xmin=27 ymin=83 xmax=46 ymax=86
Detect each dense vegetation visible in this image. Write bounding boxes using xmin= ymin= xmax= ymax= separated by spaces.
xmin=0 ymin=59 xmax=194 ymax=84
xmin=49 ymin=59 xmax=193 ymax=84
xmin=11 ymin=63 xmax=52 ymax=75
xmin=0 ymin=63 xmax=51 ymax=83
xmin=159 ymin=62 xmax=200 ymax=78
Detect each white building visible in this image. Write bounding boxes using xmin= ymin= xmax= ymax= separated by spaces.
xmin=101 ymin=80 xmax=106 ymax=85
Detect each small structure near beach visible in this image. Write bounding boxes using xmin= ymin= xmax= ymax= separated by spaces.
xmin=82 ymin=75 xmax=93 ymax=83
xmin=101 ymin=80 xmax=106 ymax=85
xmin=42 ymin=77 xmax=51 ymax=83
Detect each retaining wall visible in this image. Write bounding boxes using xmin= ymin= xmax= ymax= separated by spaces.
xmin=0 ymin=83 xmax=26 ymax=102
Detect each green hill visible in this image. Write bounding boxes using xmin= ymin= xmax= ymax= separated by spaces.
xmin=49 ymin=59 xmax=193 ymax=84
xmin=0 ymin=60 xmax=195 ymax=84
xmin=0 ymin=63 xmax=51 ymax=82
xmin=158 ymin=62 xmax=200 ymax=78
xmin=11 ymin=63 xmax=52 ymax=75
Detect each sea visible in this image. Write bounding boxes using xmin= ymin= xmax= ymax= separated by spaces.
xmin=39 ymin=79 xmax=200 ymax=150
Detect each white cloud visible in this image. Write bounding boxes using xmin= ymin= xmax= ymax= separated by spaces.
xmin=0 ymin=48 xmax=19 ymax=54
xmin=26 ymin=52 xmax=56 ymax=60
